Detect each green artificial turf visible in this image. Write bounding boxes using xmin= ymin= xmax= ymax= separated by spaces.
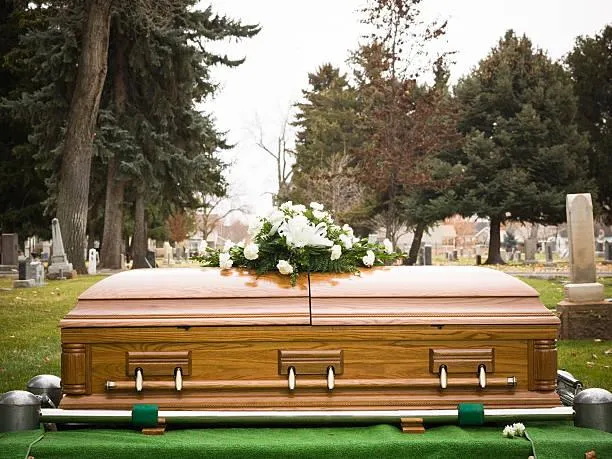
xmin=1 ymin=423 xmax=611 ymax=459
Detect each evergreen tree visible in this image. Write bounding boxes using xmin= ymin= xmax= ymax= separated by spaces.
xmin=567 ymin=25 xmax=612 ymax=221
xmin=455 ymin=31 xmax=593 ymax=264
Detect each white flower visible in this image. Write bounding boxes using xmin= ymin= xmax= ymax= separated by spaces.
xmin=248 ymin=217 xmax=264 ymax=237
xmin=502 ymin=425 xmax=516 ymax=438
xmin=330 ymin=244 xmax=342 ymax=261
xmin=362 ymin=250 xmax=375 ymax=267
xmin=292 ymin=204 xmax=306 ymax=213
xmin=310 ymin=202 xmax=324 ymax=211
xmin=237 ymin=240 xmax=245 ymax=248
xmin=219 ymin=252 xmax=233 ymax=270
xmin=280 ymin=201 xmax=293 ymax=211
xmin=278 ymin=215 xmax=333 ymax=248
xmin=277 ymin=259 xmax=294 ymax=275
xmin=512 ymin=423 xmax=525 ymax=436
xmin=339 ymin=233 xmax=353 ymax=249
xmin=312 ymin=209 xmax=328 ymax=220
xmin=342 ymin=223 xmax=354 ymax=236
xmin=223 ymin=240 xmax=235 ymax=252
xmin=243 ymin=243 xmax=259 ymax=260
xmin=383 ymin=238 xmax=393 ymax=254
xmin=268 ymin=209 xmax=286 ymax=235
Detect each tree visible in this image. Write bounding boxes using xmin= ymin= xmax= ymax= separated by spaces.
xmin=195 ymin=194 xmax=246 ymax=242
xmin=0 ymin=2 xmax=50 ymax=241
xmin=290 ymin=64 xmax=365 ymax=222
xmin=567 ymin=25 xmax=612 ymax=222
xmin=166 ymin=211 xmax=195 ymax=244
xmin=455 ymin=31 xmax=593 ymax=264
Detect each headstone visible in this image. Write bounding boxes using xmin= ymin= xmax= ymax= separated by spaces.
xmin=88 ymin=248 xmax=97 ymax=275
xmin=452 ymin=249 xmax=458 ymax=261
xmin=475 ymin=255 xmax=482 ymax=265
xmin=48 ymin=218 xmax=74 ymax=280
xmin=145 ymin=250 xmax=156 ymax=268
xmin=604 ymin=241 xmax=612 ymax=265
xmin=1 ymin=233 xmax=19 ymax=266
xmin=423 ymin=244 xmax=432 ymax=266
xmin=31 ymin=261 xmax=44 ymax=286
xmin=545 ymin=242 xmax=554 ymax=265
xmin=516 ymin=251 xmax=521 ymax=262
xmin=163 ymin=241 xmax=174 ymax=265
xmin=18 ymin=258 xmax=28 ymax=280
xmin=417 ymin=248 xmax=424 ymax=266
xmin=557 ymin=193 xmax=609 ymax=340
xmin=524 ymin=238 xmax=537 ymax=263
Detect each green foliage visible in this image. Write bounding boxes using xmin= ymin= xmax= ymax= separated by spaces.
xmin=567 ymin=25 xmax=612 ymax=222
xmin=455 ymin=31 xmax=594 ymax=261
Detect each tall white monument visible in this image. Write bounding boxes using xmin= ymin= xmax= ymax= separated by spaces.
xmin=48 ymin=218 xmax=74 ymax=279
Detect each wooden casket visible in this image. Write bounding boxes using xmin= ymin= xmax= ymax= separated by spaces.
xmin=59 ymin=266 xmax=561 ymax=410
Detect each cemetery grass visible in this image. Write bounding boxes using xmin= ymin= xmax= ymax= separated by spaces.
xmin=0 ymin=275 xmax=610 ymax=393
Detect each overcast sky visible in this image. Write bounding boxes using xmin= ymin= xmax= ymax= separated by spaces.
xmin=200 ymin=0 xmax=611 ymax=218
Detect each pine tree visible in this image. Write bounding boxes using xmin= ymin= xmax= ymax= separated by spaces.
xmin=567 ymin=25 xmax=612 ymax=221
xmin=455 ymin=30 xmax=593 ymax=264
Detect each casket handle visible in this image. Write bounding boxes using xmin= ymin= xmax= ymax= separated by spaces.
xmin=478 ymin=364 xmax=487 ymax=389
xmin=327 ymin=366 xmax=335 ymax=391
xmin=174 ymin=367 xmax=183 ymax=392
xmin=439 ymin=365 xmax=448 ymax=390
xmin=135 ymin=367 xmax=144 ymax=392
xmin=288 ymin=366 xmax=296 ymax=391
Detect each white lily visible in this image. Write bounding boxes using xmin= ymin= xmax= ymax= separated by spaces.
xmin=278 ymin=215 xmax=333 ymax=248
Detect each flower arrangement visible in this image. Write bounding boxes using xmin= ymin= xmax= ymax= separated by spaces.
xmin=502 ymin=422 xmax=526 ymax=438
xmin=194 ymin=201 xmax=402 ymax=285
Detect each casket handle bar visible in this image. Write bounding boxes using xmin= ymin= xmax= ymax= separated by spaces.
xmin=105 ymin=376 xmax=517 ymax=392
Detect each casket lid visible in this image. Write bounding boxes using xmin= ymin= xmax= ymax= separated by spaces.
xmin=61 ymin=268 xmax=310 ymax=328
xmin=61 ymin=266 xmax=559 ymax=328
xmin=309 ymin=266 xmax=559 ymax=326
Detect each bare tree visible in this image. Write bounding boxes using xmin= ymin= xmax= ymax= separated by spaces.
xmin=196 ymin=194 xmax=247 ymax=241
xmin=253 ymin=113 xmax=295 ymax=203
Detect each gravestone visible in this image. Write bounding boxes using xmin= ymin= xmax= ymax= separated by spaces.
xmin=516 ymin=251 xmax=521 ymax=262
xmin=88 ymin=248 xmax=97 ymax=275
xmin=524 ymin=239 xmax=537 ymax=264
xmin=13 ymin=257 xmax=44 ymax=288
xmin=604 ymin=241 xmax=612 ymax=265
xmin=1 ymin=233 xmax=19 ymax=266
xmin=557 ymin=193 xmax=610 ymax=339
xmin=417 ymin=248 xmax=424 ymax=266
xmin=545 ymin=242 xmax=554 ymax=265
xmin=48 ymin=218 xmax=74 ymax=280
xmin=164 ymin=241 xmax=174 ymax=265
xmin=452 ymin=249 xmax=458 ymax=261
xmin=423 ymin=244 xmax=432 ymax=266
xmin=475 ymin=255 xmax=482 ymax=265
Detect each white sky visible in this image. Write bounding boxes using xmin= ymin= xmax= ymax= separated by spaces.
xmin=200 ymin=0 xmax=612 ymax=219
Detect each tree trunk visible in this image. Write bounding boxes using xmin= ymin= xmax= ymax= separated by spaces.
xmin=55 ymin=0 xmax=113 ymax=274
xmin=132 ymin=191 xmax=148 ymax=269
xmin=100 ymin=28 xmax=127 ymax=270
xmin=100 ymin=157 xmax=124 ymax=268
xmin=406 ymin=222 xmax=426 ymax=265
xmin=485 ymin=215 xmax=505 ymax=264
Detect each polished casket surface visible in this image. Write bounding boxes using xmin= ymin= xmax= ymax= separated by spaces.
xmin=59 ymin=267 xmax=561 ymax=410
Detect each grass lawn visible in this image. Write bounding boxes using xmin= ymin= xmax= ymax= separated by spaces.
xmin=519 ymin=276 xmax=612 ymax=309
xmin=0 ymin=273 xmax=610 ymax=393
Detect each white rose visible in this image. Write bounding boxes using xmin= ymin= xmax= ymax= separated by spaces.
xmin=342 ymin=223 xmax=354 ymax=237
xmin=512 ymin=423 xmax=525 ymax=436
xmin=223 ymin=240 xmax=235 ymax=252
xmin=219 ymin=252 xmax=233 ymax=270
xmin=339 ymin=233 xmax=353 ymax=249
xmin=383 ymin=238 xmax=393 ymax=254
xmin=248 ymin=217 xmax=263 ymax=236
xmin=292 ymin=204 xmax=306 ymax=213
xmin=243 ymin=243 xmax=259 ymax=260
xmin=280 ymin=201 xmax=293 ymax=211
xmin=330 ymin=244 xmax=342 ymax=261
xmin=312 ymin=209 xmax=328 ymax=220
xmin=277 ymin=259 xmax=294 ymax=275
xmin=502 ymin=425 xmax=516 ymax=438
xmin=362 ymin=250 xmax=375 ymax=267
xmin=310 ymin=202 xmax=324 ymax=211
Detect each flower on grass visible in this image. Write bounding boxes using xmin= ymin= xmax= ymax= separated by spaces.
xmin=330 ymin=244 xmax=342 ymax=260
xmin=362 ymin=250 xmax=375 ymax=267
xmin=219 ymin=252 xmax=233 ymax=270
xmin=244 ymin=243 xmax=259 ymax=260
xmin=502 ymin=423 xmax=526 ymax=438
xmin=383 ymin=238 xmax=393 ymax=254
xmin=277 ymin=260 xmax=294 ymax=275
